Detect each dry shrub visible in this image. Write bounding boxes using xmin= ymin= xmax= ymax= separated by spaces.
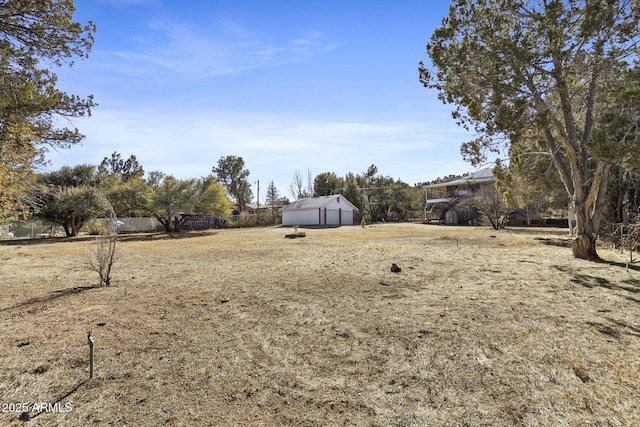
xmin=86 ymin=196 xmax=118 ymax=286
xmin=87 ymin=234 xmax=117 ymax=286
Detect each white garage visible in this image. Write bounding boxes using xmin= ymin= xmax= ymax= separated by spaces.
xmin=281 ymin=195 xmax=357 ymax=226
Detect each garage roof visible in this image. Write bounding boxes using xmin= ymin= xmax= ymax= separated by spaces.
xmin=281 ymin=194 xmax=357 ymax=211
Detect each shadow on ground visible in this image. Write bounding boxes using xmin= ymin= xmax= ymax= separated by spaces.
xmin=0 ymin=286 xmax=99 ymax=313
xmin=570 ymin=273 xmax=640 ymax=293
xmin=0 ymin=230 xmax=218 ymax=246
xmin=534 ymin=237 xmax=571 ymax=248
xmin=17 ymin=379 xmax=87 ymax=423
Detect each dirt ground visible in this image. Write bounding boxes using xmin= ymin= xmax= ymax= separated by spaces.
xmin=0 ymin=223 xmax=639 ymax=426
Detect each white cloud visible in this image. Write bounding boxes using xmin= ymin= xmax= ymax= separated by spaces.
xmin=47 ymin=2 xmax=484 ymax=199
xmin=93 ymin=16 xmax=339 ymax=81
xmin=45 ymin=107 xmax=475 ymax=193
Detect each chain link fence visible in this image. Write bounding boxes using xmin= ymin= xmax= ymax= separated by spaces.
xmin=0 ymin=220 xmax=65 ymax=239
xmin=1 ymin=216 xmax=232 ymax=240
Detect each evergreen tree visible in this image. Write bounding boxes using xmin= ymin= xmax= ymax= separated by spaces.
xmin=0 ymin=0 xmax=96 ymax=220
xmin=422 ymin=0 xmax=640 ymax=259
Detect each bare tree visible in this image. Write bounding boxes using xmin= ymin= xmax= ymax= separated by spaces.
xmin=473 ymin=185 xmax=512 ymax=230
xmin=87 ymin=195 xmax=118 ymax=286
xmin=305 ymin=168 xmax=314 ymax=198
xmin=289 ymin=169 xmax=312 ymax=200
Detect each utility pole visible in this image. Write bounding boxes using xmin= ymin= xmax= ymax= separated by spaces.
xmin=256 ymin=180 xmax=260 ymax=224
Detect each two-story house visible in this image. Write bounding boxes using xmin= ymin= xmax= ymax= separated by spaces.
xmin=424 ymin=168 xmax=496 ymax=224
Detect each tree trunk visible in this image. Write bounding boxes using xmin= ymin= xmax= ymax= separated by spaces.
xmin=569 ymin=161 xmax=611 ymax=261
xmin=156 ymin=217 xmax=172 ymax=233
xmin=69 ymin=215 xmax=85 ymax=237
xmin=572 ymin=234 xmax=599 ymax=260
xmin=175 ymin=216 xmax=192 ymax=232
xmin=69 ymin=216 xmax=79 ymax=237
xmin=572 ymin=202 xmax=601 ymax=260
xmin=172 ymin=216 xmax=183 ymax=232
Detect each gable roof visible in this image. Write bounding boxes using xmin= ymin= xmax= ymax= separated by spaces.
xmin=424 ymin=167 xmax=496 ymax=189
xmin=281 ymin=194 xmax=357 ymax=211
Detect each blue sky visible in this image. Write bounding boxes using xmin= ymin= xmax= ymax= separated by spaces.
xmin=47 ymin=0 xmax=492 ymax=201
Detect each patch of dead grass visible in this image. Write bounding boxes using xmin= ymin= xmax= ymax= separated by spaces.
xmin=1 ymin=224 xmax=639 ymax=426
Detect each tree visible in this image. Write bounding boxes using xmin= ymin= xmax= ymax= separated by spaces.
xmin=368 ymin=175 xmax=393 ymax=222
xmin=145 ymin=175 xmax=196 ymax=232
xmin=192 ymin=176 xmax=234 ymax=218
xmin=0 ymin=132 xmax=43 ymax=220
xmin=594 ymin=67 xmax=640 ymax=223
xmin=289 ymin=169 xmax=313 ymax=200
xmin=493 ymin=155 xmax=569 ymax=223
xmin=265 ymin=180 xmax=288 ymax=222
xmin=606 ymin=165 xmax=640 ymax=223
xmin=38 ymin=164 xmax=108 ymax=237
xmin=422 ymin=0 xmax=640 ymax=259
xmin=384 ymin=181 xmax=424 ymax=221
xmin=40 ymin=185 xmax=109 ymax=237
xmin=0 ymin=1 xmax=96 ymax=220
xmin=342 ymin=172 xmax=362 ymax=211
xmin=38 ymin=165 xmax=117 ymax=237
xmin=38 ymin=164 xmax=104 ymax=236
xmin=97 ymin=152 xmax=146 ymax=217
xmin=364 ymin=165 xmax=378 ymax=186
xmin=98 ymin=152 xmax=144 ymax=182
xmin=145 ymin=174 xmax=232 ymax=232
xmin=314 ymin=172 xmax=343 ymax=196
xmin=289 ymin=170 xmax=305 ymax=200
xmin=265 ymin=181 xmax=281 ymax=207
xmin=305 ymin=169 xmax=314 ymax=199
xmin=147 ymin=170 xmax=166 ymax=189
xmin=358 ymin=165 xmax=386 ymax=222
xmin=472 ymin=184 xmax=512 ymax=230
xmin=100 ymin=175 xmax=147 ymax=217
xmin=364 ymin=175 xmax=422 ymax=222
xmin=213 ymin=155 xmax=252 ymax=212
xmin=42 ymin=164 xmax=98 ymax=188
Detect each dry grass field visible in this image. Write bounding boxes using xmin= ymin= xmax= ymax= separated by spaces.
xmin=1 ymin=223 xmax=639 ymax=426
